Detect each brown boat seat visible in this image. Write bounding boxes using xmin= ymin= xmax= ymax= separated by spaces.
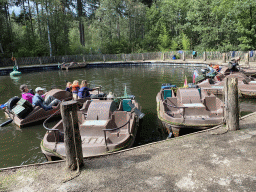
xmin=204 ymin=96 xmax=217 ymax=111
xmin=80 ymin=100 xmax=92 ymax=111
xmin=87 ymin=100 xmax=117 ymax=120
xmin=112 ymin=111 xmax=128 ymax=128
xmin=177 ymin=89 xmax=201 ymax=104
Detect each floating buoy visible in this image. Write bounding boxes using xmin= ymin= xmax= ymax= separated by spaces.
xmin=11 ymin=57 xmax=16 ymax=61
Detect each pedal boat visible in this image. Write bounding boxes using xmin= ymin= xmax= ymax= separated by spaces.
xmin=156 ymin=85 xmax=224 ymax=137
xmin=197 ymin=72 xmax=256 ymax=98
xmin=4 ymin=89 xmax=72 ymax=128
xmin=60 ymin=62 xmax=87 ymax=70
xmin=41 ymin=97 xmax=144 ymax=161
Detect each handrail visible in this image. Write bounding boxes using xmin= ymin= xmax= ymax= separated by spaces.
xmin=162 ymin=99 xmax=187 ymax=120
xmin=102 ymin=112 xmax=133 ymax=150
xmin=42 ymin=108 xmax=61 ymax=132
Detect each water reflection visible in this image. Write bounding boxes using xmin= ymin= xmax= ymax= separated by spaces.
xmin=10 ymin=75 xmax=21 ymax=84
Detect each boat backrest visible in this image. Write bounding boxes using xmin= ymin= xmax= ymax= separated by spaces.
xmin=177 ymin=88 xmax=201 ymax=104
xmin=163 ymin=89 xmax=172 ymax=99
xmin=80 ymin=100 xmax=92 ymax=111
xmin=204 ymin=96 xmax=217 ymax=111
xmin=87 ymin=100 xmax=117 ymax=120
xmin=112 ymin=111 xmax=128 ymax=128
xmin=164 ymin=97 xmax=180 ymax=112
xmin=123 ymin=99 xmax=132 ymax=112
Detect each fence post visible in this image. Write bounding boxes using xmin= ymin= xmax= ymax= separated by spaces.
xmin=61 ymin=101 xmax=84 ymax=170
xmin=83 ymin=55 xmax=85 ymax=62
xmin=245 ymin=52 xmax=249 ymax=66
xmin=182 ymin=51 xmax=185 ymax=61
xmin=222 ymin=53 xmax=226 ymax=63
xmin=142 ymin=54 xmax=145 ymax=61
xmin=39 ymin=57 xmax=42 ymax=65
xmin=224 ymin=78 xmax=239 ymax=131
xmin=203 ymin=52 xmax=207 ymax=61
xmin=162 ymin=52 xmax=165 ymax=61
xmin=103 ymin=55 xmax=106 ymax=62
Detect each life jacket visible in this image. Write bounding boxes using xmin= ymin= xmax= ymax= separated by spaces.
xmin=72 ymin=84 xmax=80 ymax=93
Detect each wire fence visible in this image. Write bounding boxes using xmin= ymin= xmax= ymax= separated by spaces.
xmin=1 ymin=50 xmax=256 ymax=67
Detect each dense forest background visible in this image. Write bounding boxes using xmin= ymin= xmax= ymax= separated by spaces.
xmin=0 ymin=0 xmax=256 ymax=58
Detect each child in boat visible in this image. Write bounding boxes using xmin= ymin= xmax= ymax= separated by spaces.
xmin=20 ymin=84 xmax=35 ymax=104
xmin=78 ymin=80 xmax=97 ymax=99
xmin=72 ymin=80 xmax=80 ymax=100
xmin=65 ymin=82 xmax=72 ymax=92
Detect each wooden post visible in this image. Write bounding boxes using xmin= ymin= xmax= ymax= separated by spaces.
xmin=245 ymin=52 xmax=249 ymax=66
xmin=61 ymin=101 xmax=84 ymax=170
xmin=162 ymin=52 xmax=165 ymax=61
xmin=39 ymin=57 xmax=42 ymax=65
xmin=103 ymin=55 xmax=106 ymax=62
xmin=83 ymin=55 xmax=85 ymax=62
xmin=224 ymin=78 xmax=239 ymax=131
xmin=182 ymin=51 xmax=185 ymax=61
xmin=222 ymin=53 xmax=226 ymax=63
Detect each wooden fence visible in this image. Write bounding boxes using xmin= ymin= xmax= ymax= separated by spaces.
xmin=1 ymin=51 xmax=256 ymax=67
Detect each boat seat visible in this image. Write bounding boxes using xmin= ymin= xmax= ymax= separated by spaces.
xmin=112 ymin=111 xmax=128 ymax=128
xmin=163 ymin=89 xmax=172 ymax=100
xmin=80 ymin=100 xmax=92 ymax=111
xmin=177 ymin=89 xmax=201 ymax=104
xmin=86 ymin=100 xmax=117 ymax=120
xmin=204 ymin=96 xmax=217 ymax=111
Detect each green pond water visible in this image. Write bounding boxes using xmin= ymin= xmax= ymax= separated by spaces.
xmin=0 ymin=64 xmax=256 ymax=168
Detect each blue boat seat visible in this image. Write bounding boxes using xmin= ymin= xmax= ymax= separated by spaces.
xmin=123 ymin=99 xmax=132 ymax=112
xmin=164 ymin=89 xmax=172 ymax=100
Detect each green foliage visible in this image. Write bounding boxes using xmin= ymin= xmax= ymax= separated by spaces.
xmin=170 ymin=40 xmax=178 ymax=51
xmin=158 ymin=25 xmax=171 ymax=51
xmin=182 ymin=33 xmax=190 ymax=50
xmin=1 ymin=0 xmax=256 ymax=59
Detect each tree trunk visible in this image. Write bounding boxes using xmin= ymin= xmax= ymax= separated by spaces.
xmin=46 ymin=0 xmax=52 ymax=57
xmin=35 ymin=2 xmax=42 ymax=40
xmin=27 ymin=0 xmax=34 ymax=35
xmin=77 ymin=0 xmax=85 ymax=46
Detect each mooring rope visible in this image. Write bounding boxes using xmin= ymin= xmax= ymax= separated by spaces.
xmin=62 ymin=111 xmax=81 ymax=183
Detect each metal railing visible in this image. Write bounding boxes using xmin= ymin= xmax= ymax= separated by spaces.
xmin=163 ymin=99 xmax=188 ymax=123
xmin=102 ymin=112 xmax=133 ymax=150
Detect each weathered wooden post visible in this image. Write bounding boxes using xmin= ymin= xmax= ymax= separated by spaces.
xmin=142 ymin=53 xmax=145 ymax=61
xmin=222 ymin=53 xmax=226 ymax=63
xmin=83 ymin=55 xmax=85 ymax=62
xmin=61 ymin=101 xmax=84 ymax=170
xmin=245 ymin=52 xmax=249 ymax=66
xmin=162 ymin=52 xmax=165 ymax=61
xmin=103 ymin=55 xmax=106 ymax=62
xmin=203 ymin=52 xmax=207 ymax=61
xmin=224 ymin=78 xmax=239 ymax=131
xmin=182 ymin=51 xmax=185 ymax=61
